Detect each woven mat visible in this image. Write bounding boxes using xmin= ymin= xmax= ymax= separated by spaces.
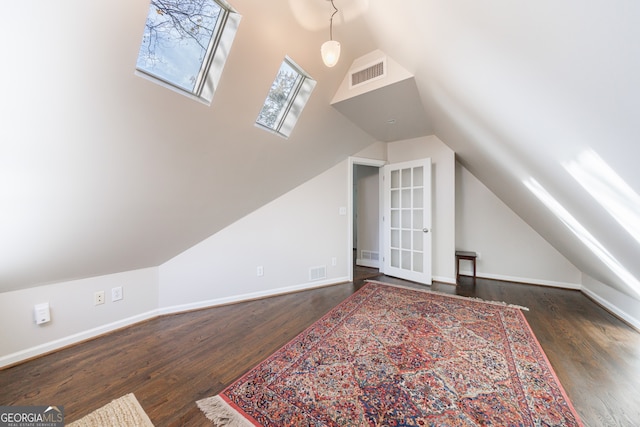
xmin=68 ymin=393 xmax=153 ymax=427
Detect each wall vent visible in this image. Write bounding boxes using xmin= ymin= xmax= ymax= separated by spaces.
xmin=361 ymin=250 xmax=380 ymax=261
xmin=350 ymin=58 xmax=386 ymax=89
xmin=309 ymin=265 xmax=327 ymax=281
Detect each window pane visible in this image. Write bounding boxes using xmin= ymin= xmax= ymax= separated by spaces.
xmin=256 ymin=57 xmax=315 ymax=137
xmin=413 ymin=252 xmax=423 ymax=272
xmin=401 ymin=168 xmax=412 ymax=188
xmin=391 ymin=210 xmax=400 ymax=228
xmin=402 ymin=250 xmax=411 ymax=270
xmin=391 ymin=249 xmax=400 ymax=268
xmin=391 ymin=230 xmax=400 ymax=248
xmin=391 ymin=170 xmax=400 ymax=189
xmin=136 ymin=0 xmax=223 ymax=92
xmin=402 ymin=230 xmax=411 ymax=250
xmin=413 ymin=210 xmax=423 ymax=230
xmin=413 ymin=231 xmax=423 ymax=251
xmin=402 ymin=189 xmax=411 ymax=209
xmin=413 ymin=166 xmax=424 ymax=187
xmin=256 ymin=61 xmax=300 ymax=129
xmin=391 ymin=189 xmax=400 ymax=209
xmin=413 ymin=188 xmax=423 ymax=209
xmin=402 ymin=210 xmax=411 ymax=229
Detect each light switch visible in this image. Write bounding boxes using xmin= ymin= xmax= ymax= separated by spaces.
xmin=35 ymin=303 xmax=51 ymax=325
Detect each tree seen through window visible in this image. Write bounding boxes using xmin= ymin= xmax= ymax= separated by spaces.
xmin=136 ymin=0 xmax=224 ymax=94
xmin=257 ymin=62 xmax=301 ymax=130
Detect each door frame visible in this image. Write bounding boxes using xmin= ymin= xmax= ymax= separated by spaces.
xmin=347 ymin=157 xmax=386 ymax=282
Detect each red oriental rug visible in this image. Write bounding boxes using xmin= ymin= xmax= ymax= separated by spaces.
xmin=197 ymin=281 xmax=583 ymax=426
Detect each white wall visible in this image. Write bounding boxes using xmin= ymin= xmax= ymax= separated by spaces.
xmin=386 ymin=136 xmax=457 ymax=283
xmin=4 ymin=140 xmax=635 ymax=367
xmin=1 ymin=159 xmax=353 ymax=368
xmin=0 ymin=268 xmax=158 ymax=367
xmin=158 ymin=160 xmax=350 ymax=312
xmin=456 ymin=163 xmax=581 ymax=287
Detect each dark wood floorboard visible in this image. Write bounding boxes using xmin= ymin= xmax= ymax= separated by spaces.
xmin=1 ymin=268 xmax=639 ymax=426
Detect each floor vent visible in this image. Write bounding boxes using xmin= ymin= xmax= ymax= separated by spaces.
xmin=361 ymin=250 xmax=380 ymax=261
xmin=350 ymin=59 xmax=386 ymax=88
xmin=309 ymin=265 xmax=327 ymax=281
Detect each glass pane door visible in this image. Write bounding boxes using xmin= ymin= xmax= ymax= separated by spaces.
xmin=383 ymin=158 xmax=431 ymax=284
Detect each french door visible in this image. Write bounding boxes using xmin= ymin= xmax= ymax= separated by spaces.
xmin=382 ymin=158 xmax=432 ymax=284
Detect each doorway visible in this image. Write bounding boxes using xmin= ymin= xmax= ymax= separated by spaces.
xmin=347 ymin=156 xmax=433 ymax=286
xmin=353 ymin=164 xmax=381 ymax=269
xmin=348 ymin=157 xmax=385 ymax=282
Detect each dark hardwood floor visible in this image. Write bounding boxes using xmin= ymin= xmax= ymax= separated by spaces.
xmin=1 ymin=268 xmax=639 ymax=426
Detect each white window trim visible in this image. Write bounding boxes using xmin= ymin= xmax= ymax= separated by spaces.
xmin=135 ymin=0 xmax=241 ymax=106
xmin=255 ymin=57 xmax=316 ymax=138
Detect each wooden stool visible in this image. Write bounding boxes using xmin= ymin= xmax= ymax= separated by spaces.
xmin=455 ymin=251 xmax=477 ymax=282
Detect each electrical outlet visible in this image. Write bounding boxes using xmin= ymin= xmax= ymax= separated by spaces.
xmin=257 ymin=266 xmax=264 ymax=277
xmin=34 ymin=303 xmax=51 ymax=325
xmin=112 ymin=286 xmax=123 ymax=302
xmin=94 ymin=291 xmax=105 ymax=305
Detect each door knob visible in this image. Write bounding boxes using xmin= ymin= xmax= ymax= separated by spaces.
xmin=423 ymin=228 xmax=429 ymax=233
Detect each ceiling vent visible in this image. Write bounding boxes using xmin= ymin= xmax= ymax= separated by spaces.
xmin=350 ymin=58 xmax=386 ymax=89
xmin=331 ymin=50 xmax=431 ymax=141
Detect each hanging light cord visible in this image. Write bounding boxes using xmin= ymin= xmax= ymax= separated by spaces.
xmin=329 ymin=0 xmax=338 ymax=40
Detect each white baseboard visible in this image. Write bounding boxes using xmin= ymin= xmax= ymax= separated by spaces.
xmin=6 ymin=274 xmax=630 ymax=369
xmin=0 ymin=310 xmax=158 ymax=368
xmin=432 ymin=275 xmax=456 ymax=285
xmin=157 ymin=276 xmax=350 ymax=316
xmin=356 ymin=259 xmax=380 ymax=269
xmin=459 ymin=270 xmax=582 ymax=290
xmin=1 ymin=277 xmax=350 ymax=368
xmin=581 ymin=287 xmax=640 ymax=331
xmin=452 ymin=271 xmax=640 ymax=330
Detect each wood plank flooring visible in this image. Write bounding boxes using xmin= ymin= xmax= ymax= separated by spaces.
xmin=1 ymin=269 xmax=639 ymax=426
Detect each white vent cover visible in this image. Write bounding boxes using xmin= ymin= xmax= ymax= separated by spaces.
xmin=350 ymin=58 xmax=386 ymax=89
xmin=361 ymin=250 xmax=380 ymax=261
xmin=309 ymin=265 xmax=327 ymax=281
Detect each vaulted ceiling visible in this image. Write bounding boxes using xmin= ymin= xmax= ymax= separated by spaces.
xmin=2 ymin=1 xmax=639 ymax=301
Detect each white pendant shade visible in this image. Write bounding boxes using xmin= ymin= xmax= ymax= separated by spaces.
xmin=321 ymin=40 xmax=341 ymax=67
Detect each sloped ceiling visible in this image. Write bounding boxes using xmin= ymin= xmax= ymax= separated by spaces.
xmin=2 ymin=0 xmax=640 ymax=301
xmin=358 ymin=0 xmax=640 ymax=300
xmin=0 ymin=0 xmax=377 ymax=291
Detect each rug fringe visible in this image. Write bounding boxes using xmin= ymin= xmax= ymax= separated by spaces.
xmin=196 ymin=395 xmax=254 ymax=427
xmin=365 ymin=280 xmax=530 ymax=311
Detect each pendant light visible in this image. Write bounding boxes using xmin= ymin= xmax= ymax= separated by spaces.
xmin=321 ymin=0 xmax=340 ymax=67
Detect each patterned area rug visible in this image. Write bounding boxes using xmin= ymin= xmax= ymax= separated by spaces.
xmin=68 ymin=393 xmax=153 ymax=427
xmin=198 ymin=281 xmax=582 ymax=426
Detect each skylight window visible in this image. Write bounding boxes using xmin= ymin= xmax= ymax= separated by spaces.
xmin=256 ymin=57 xmax=316 ymax=138
xmin=135 ymin=0 xmax=241 ymax=105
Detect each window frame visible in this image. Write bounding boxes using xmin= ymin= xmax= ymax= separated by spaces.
xmin=135 ymin=0 xmax=241 ymax=105
xmin=255 ymin=57 xmax=316 ymax=138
